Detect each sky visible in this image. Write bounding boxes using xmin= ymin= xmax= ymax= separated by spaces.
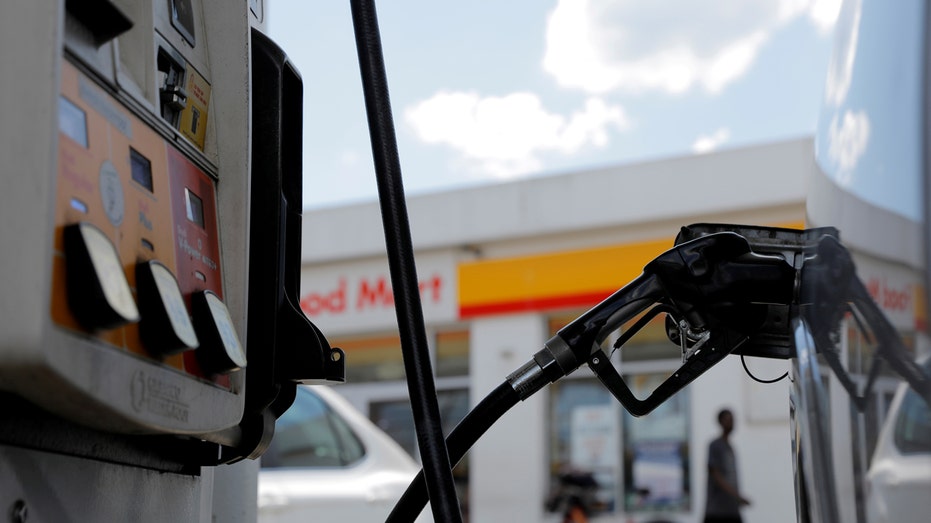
xmin=267 ymin=0 xmax=842 ymax=210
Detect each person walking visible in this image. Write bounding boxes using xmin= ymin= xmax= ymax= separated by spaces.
xmin=704 ymin=408 xmax=750 ymax=523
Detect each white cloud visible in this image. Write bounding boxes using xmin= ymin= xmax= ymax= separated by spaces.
xmin=703 ymin=31 xmax=769 ymax=94
xmin=827 ymin=110 xmax=869 ymax=183
xmin=543 ymin=0 xmax=841 ymax=96
xmin=692 ymin=127 xmax=731 ymax=154
xmin=541 ymin=0 xmax=626 ymax=94
xmin=405 ymin=91 xmax=630 ymax=178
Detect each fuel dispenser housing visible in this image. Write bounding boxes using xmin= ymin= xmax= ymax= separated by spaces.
xmin=0 ymin=1 xmax=340 ymax=520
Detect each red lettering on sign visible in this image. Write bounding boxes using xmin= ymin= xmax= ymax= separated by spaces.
xmin=419 ymin=274 xmax=442 ymax=302
xmin=865 ymin=278 xmax=912 ymax=312
xmin=357 ymin=277 xmax=394 ymax=310
xmin=301 ymin=279 xmax=347 ymax=315
xmin=302 ymin=274 xmax=445 ymax=316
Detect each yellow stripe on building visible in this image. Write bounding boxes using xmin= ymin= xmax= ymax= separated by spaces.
xmin=458 ymin=222 xmax=805 ymax=318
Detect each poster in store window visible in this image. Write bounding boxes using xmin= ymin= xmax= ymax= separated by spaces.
xmin=570 ymin=405 xmax=620 ymax=510
xmin=631 ymin=441 xmax=684 ymax=504
xmin=623 ymin=372 xmax=691 ymax=511
xmin=570 ymin=405 xmax=619 ymax=469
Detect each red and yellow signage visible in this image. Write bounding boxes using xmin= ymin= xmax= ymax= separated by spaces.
xmin=458 ymin=238 xmax=673 ymax=318
xmin=458 ymin=222 xmax=805 ymax=319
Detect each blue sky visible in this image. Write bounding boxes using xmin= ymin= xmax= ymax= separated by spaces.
xmin=268 ymin=0 xmax=841 ymax=209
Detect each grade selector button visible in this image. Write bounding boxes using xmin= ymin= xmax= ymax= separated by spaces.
xmin=135 ymin=260 xmax=199 ymax=356
xmin=191 ymin=290 xmax=246 ymax=375
xmin=63 ymin=222 xmax=140 ymax=330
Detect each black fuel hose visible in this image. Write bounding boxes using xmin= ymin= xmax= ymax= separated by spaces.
xmin=386 ymin=381 xmax=521 ymax=522
xmin=385 ymin=313 xmax=601 ymax=521
xmin=350 ymin=1 xmax=461 ymax=520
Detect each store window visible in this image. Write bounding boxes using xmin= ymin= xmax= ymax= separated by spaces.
xmin=332 ymin=328 xmax=470 ymax=383
xmin=622 ymin=373 xmax=690 ymax=513
xmin=546 ymin=312 xmax=691 ymax=517
xmin=335 ymin=334 xmax=405 ymax=382
xmin=370 ymin=389 xmax=472 ymax=514
xmin=436 ymin=329 xmax=470 ymax=377
xmin=548 ymin=378 xmax=617 ymax=512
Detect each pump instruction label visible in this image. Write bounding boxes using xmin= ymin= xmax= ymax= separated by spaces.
xmin=179 ymin=65 xmax=210 ymax=150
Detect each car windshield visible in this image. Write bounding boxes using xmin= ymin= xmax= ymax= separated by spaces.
xmin=894 ymin=360 xmax=931 ymax=455
xmin=261 ymin=388 xmax=366 ymax=468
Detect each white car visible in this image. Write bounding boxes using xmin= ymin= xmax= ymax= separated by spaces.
xmin=866 ymin=359 xmax=931 ymax=523
xmin=258 ymin=385 xmax=424 ymax=522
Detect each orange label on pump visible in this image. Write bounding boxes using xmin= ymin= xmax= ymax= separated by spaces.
xmin=52 ymin=60 xmax=227 ymax=386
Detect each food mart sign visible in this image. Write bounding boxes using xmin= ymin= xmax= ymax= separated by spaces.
xmin=299 ymin=252 xmax=458 ymax=335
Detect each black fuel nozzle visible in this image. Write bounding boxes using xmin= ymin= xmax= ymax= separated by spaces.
xmin=674 ymin=223 xmax=840 ymax=359
xmin=554 ymin=231 xmax=796 ymax=368
xmin=508 ymin=229 xmax=800 ymax=411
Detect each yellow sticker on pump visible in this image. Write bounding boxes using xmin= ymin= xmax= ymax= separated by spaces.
xmin=179 ymin=65 xmax=210 ymax=150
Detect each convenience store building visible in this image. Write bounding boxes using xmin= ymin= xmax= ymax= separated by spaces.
xmin=299 ymin=138 xmax=812 ymax=522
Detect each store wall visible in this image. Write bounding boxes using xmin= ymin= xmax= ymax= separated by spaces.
xmin=470 ymin=314 xmax=549 ymax=522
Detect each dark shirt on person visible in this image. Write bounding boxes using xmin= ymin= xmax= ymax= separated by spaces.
xmin=704 ymin=436 xmax=742 ymax=523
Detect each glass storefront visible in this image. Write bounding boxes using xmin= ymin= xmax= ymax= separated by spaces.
xmin=436 ymin=329 xmax=470 ymax=377
xmin=337 ymin=333 xmax=406 ymax=383
xmin=335 ymin=328 xmax=470 ymax=383
xmin=622 ymin=372 xmax=691 ymax=513
xmin=546 ymin=312 xmax=691 ymax=518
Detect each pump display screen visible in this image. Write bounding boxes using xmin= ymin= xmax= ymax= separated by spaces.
xmin=185 ymin=188 xmax=205 ymax=228
xmin=130 ymin=148 xmax=153 ymax=192
xmin=59 ymin=96 xmax=88 ymax=148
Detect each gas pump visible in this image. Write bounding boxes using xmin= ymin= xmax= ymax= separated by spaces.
xmin=0 ymin=1 xmax=341 ymax=521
